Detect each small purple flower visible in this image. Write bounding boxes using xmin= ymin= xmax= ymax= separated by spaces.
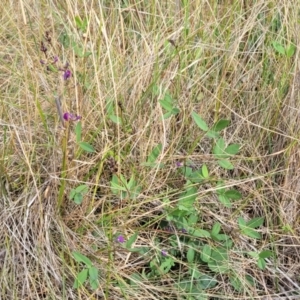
xmin=40 ymin=59 xmax=46 ymax=65
xmin=63 ymin=112 xmax=81 ymax=121
xmin=175 ymin=161 xmax=183 ymax=168
xmin=116 ymin=235 xmax=125 ymax=243
xmin=161 ymin=250 xmax=168 ymax=257
xmin=63 ymin=69 xmax=71 ymax=80
xmin=181 ymin=228 xmax=187 ymax=233
xmin=53 ymin=56 xmax=58 ymax=63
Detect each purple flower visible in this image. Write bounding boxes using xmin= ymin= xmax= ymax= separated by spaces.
xmin=116 ymin=235 xmax=125 ymax=243
xmin=161 ymin=250 xmax=168 ymax=257
xmin=175 ymin=161 xmax=183 ymax=168
xmin=53 ymin=56 xmax=58 ymax=63
xmin=63 ymin=69 xmax=71 ymax=80
xmin=40 ymin=59 xmax=46 ymax=65
xmin=63 ymin=112 xmax=81 ymax=121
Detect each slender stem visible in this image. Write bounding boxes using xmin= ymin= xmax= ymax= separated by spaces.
xmin=58 ymin=122 xmax=69 ymax=213
xmin=55 ymin=96 xmax=65 ymax=127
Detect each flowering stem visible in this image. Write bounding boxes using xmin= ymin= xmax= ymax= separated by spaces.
xmin=57 ymin=121 xmax=69 ymax=212
xmin=55 ymin=97 xmax=65 ymax=127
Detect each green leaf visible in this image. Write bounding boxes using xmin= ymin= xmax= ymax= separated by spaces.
xmin=72 ymin=43 xmax=84 ymax=57
xmin=110 ymin=175 xmax=127 ymax=195
xmin=73 ymin=268 xmax=88 ymax=289
xmin=242 ymin=228 xmax=261 ymax=239
xmin=201 ymin=164 xmax=209 ymax=178
xmin=69 ymin=189 xmax=76 ymax=200
xmin=74 ymin=47 xmax=91 ymax=58
xmin=216 ymin=182 xmax=225 ymax=194
xmin=129 ymin=185 xmax=140 ymax=199
xmin=126 ymin=232 xmax=138 ymax=249
xmin=159 ymin=94 xmax=173 ymax=111
xmin=225 ymin=144 xmax=240 ymax=155
xmin=72 ymin=251 xmax=92 ymax=267
xmin=89 ymin=267 xmax=99 ymax=290
xmin=224 ymin=238 xmax=233 ymax=249
xmin=106 ymin=99 xmax=114 ymax=115
xmin=238 ymin=217 xmax=262 ymax=239
xmin=201 ymin=244 xmax=211 ymax=263
xmin=217 ymin=194 xmax=231 ymax=208
xmin=229 ymin=275 xmax=243 ymax=292
xmin=213 ymin=138 xmax=226 ymax=158
xmin=198 ymin=273 xmax=218 ymax=290
xmin=129 ymin=246 xmax=150 ymax=255
xmin=181 ymin=216 xmax=189 ymax=230
xmin=192 ymin=229 xmax=211 ymax=238
xmin=218 ymin=159 xmax=234 ymax=170
xmin=75 ymin=16 xmax=83 ymax=28
xmin=188 ymin=265 xmax=202 ymax=279
xmin=231 ymin=274 xmax=254 ymax=290
xmin=214 ymin=234 xmax=229 ymax=241
xmin=187 ymin=247 xmax=195 ymax=263
xmin=159 ymin=257 xmax=175 ymax=274
xmin=127 ymin=175 xmax=137 ymax=190
xmin=210 ymin=247 xmax=228 ymax=262
xmin=82 ymin=18 xmax=88 ymax=31
xmin=286 ymin=44 xmax=296 ymax=58
xmin=79 ymin=142 xmax=95 ymax=153
xmin=178 ymin=186 xmax=197 ymax=210
xmin=163 ymin=111 xmax=173 ymax=119
xmin=272 ymin=41 xmax=286 ymax=55
xmin=257 ymin=257 xmax=266 ymax=270
xmin=247 ymin=217 xmax=264 ymax=229
xmin=162 ymin=107 xmax=180 ymax=119
xmin=208 ymin=260 xmax=230 ymax=273
xmin=188 ymin=214 xmax=198 ymax=226
xmin=171 ymin=107 xmax=180 ymax=115
xmin=192 ymin=111 xmax=209 ymax=131
xmin=215 ymin=138 xmax=225 ymax=151
xmin=246 ymin=275 xmax=255 ymax=287
xmin=75 ymin=121 xmax=82 ymax=143
xmin=211 ymin=222 xmax=221 ymax=236
xmin=187 ymin=169 xmax=204 ymax=183
xmin=109 ymin=114 xmax=122 ymax=124
xmin=248 ymin=251 xmax=259 ymax=259
xmin=180 ymin=165 xmax=192 ymax=177
xmin=74 ymin=193 xmax=83 ymax=204
xmin=205 ymin=130 xmax=220 ymax=139
xmin=75 ymin=184 xmax=88 ymax=194
xmin=110 ymin=176 xmax=119 ymax=193
xmin=59 ymin=32 xmax=71 ymax=48
xmin=152 ymin=84 xmax=160 ymax=96
xmin=224 ymin=189 xmax=242 ymax=200
xmin=213 ymin=119 xmax=230 ymax=132
xmin=147 ymin=143 xmax=162 ymax=163
xmin=259 ymin=250 xmax=273 ymax=259
xmin=238 ymin=217 xmax=247 ymax=227
xmin=177 ymin=281 xmax=190 ymax=292
xmin=47 ymin=64 xmax=58 ymax=72
xmin=239 ymin=218 xmax=261 ymax=239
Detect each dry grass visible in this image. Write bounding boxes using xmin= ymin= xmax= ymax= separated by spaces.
xmin=1 ymin=0 xmax=300 ymax=299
